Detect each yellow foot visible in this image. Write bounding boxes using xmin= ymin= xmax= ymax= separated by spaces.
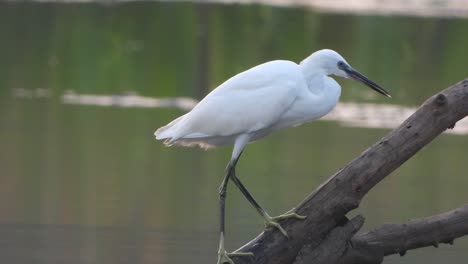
xmin=217 ymin=250 xmax=254 ymax=264
xmin=264 ymin=212 xmax=306 ymax=237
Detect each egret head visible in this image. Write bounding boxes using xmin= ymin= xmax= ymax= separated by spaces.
xmin=301 ymin=49 xmax=391 ymax=97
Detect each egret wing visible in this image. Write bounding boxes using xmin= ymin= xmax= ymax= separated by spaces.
xmin=177 ymin=60 xmax=305 ymax=138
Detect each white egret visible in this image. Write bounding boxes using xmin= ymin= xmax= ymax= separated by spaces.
xmin=154 ymin=49 xmax=391 ymax=264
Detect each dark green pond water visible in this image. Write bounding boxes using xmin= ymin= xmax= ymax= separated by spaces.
xmin=1 ymin=2 xmax=468 ymax=264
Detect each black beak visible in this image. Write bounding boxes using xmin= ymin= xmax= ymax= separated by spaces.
xmin=342 ymin=64 xmax=391 ymax=98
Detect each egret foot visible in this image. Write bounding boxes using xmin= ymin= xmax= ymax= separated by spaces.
xmin=217 ymin=232 xmax=254 ymax=264
xmin=217 ymin=250 xmax=254 ymax=264
xmin=263 ymin=212 xmax=306 ymax=237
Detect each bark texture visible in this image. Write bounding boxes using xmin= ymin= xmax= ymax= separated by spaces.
xmin=231 ymin=79 xmax=468 ymax=264
xmin=343 ymin=205 xmax=468 ymax=263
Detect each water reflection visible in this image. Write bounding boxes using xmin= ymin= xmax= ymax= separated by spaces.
xmin=62 ymin=91 xmax=198 ymax=111
xmin=325 ymin=103 xmax=468 ymax=135
xmin=26 ymin=0 xmax=468 ymax=18
xmin=12 ymin=88 xmax=468 ymax=135
xmin=210 ymin=0 xmax=468 ymax=18
xmin=0 ymin=224 xmax=215 ymax=264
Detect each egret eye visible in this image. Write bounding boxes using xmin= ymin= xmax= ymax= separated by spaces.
xmin=337 ymin=61 xmax=346 ymax=70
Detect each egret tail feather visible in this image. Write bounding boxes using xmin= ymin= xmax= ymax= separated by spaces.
xmin=154 ymin=114 xmax=188 ymax=140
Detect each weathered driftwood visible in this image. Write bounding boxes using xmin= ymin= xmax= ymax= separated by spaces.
xmin=231 ymin=79 xmax=468 ymax=264
xmin=342 ymin=205 xmax=468 ymax=264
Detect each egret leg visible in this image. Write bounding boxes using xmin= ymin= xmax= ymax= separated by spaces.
xmin=217 ymin=160 xmax=254 ymax=264
xmin=229 ymin=170 xmax=306 ymax=237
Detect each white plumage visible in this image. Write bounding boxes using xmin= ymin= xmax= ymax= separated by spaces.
xmin=154 ymin=49 xmax=390 ymax=264
xmin=154 ymin=49 xmax=370 ymax=152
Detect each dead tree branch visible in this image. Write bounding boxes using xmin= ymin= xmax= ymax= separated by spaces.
xmin=342 ymin=205 xmax=468 ymax=263
xmin=232 ymin=79 xmax=468 ymax=264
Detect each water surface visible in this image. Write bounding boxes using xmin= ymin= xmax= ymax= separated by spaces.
xmin=1 ymin=2 xmax=468 ymax=264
